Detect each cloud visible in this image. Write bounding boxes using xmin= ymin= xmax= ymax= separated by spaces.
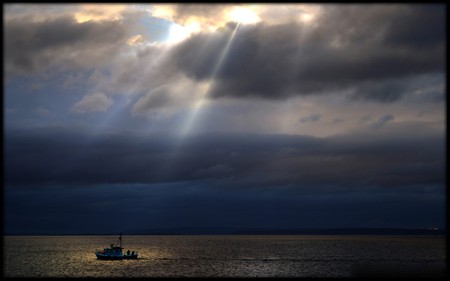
xmin=193 ymin=164 xmax=234 ymax=179
xmin=299 ymin=114 xmax=321 ymax=124
xmin=4 ymin=4 xmax=444 ymax=108
xmin=131 ymin=77 xmax=209 ymax=119
xmin=4 ymin=11 xmax=138 ymax=78
xmin=4 ymin=4 xmax=78 ymax=22
xmin=165 ymin=5 xmax=444 ymax=102
xmin=34 ymin=106 xmax=51 ymax=116
xmin=5 ymin=181 xmax=446 ymax=234
xmin=95 ymin=4 xmax=445 ymax=111
xmin=132 ymin=86 xmax=173 ymax=114
xmin=127 ymin=34 xmax=146 ymax=46
xmin=150 ymin=4 xmax=239 ymax=32
xmin=150 ymin=4 xmax=322 ymax=31
xmin=73 ymin=4 xmax=129 ymax=23
xmin=371 ymin=114 xmax=394 ymax=129
xmin=5 ymin=126 xmax=444 ymax=189
xmin=71 ymin=93 xmax=113 ymax=113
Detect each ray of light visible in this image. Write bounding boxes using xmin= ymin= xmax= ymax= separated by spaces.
xmin=179 ymin=22 xmax=241 ymax=137
xmin=156 ymin=22 xmax=241 ymax=180
xmin=91 ymin=41 xmax=172 ymax=135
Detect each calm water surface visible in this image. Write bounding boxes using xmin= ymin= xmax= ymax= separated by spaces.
xmin=3 ymin=235 xmax=446 ymax=277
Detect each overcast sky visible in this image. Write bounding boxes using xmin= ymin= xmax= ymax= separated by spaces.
xmin=4 ymin=4 xmax=446 ymax=234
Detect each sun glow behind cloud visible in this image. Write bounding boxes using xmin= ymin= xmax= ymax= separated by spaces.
xmin=127 ymin=34 xmax=145 ymax=46
xmin=228 ymin=7 xmax=260 ymax=24
xmin=166 ymin=24 xmax=189 ymax=44
xmin=74 ymin=4 xmax=127 ymax=23
xmin=301 ymin=13 xmax=315 ymax=23
xmin=165 ymin=22 xmax=201 ymax=45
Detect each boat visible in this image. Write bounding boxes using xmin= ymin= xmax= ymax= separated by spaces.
xmin=95 ymin=233 xmax=138 ymax=260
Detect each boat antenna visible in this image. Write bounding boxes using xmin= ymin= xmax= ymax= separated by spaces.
xmin=119 ymin=232 xmax=122 ymax=248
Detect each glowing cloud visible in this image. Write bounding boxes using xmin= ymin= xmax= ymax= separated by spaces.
xmin=71 ymin=93 xmax=113 ymax=113
xmin=301 ymin=13 xmax=315 ymax=23
xmin=166 ymin=24 xmax=192 ymax=44
xmin=164 ymin=21 xmax=202 ymax=45
xmin=228 ymin=7 xmax=260 ymax=24
xmin=127 ymin=34 xmax=145 ymax=46
xmin=74 ymin=4 xmax=128 ymax=23
xmin=149 ymin=4 xmax=320 ymax=31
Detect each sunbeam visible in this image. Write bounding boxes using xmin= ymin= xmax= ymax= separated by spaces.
xmin=179 ymin=22 xmax=241 ymax=137
xmin=156 ymin=22 xmax=241 ymax=179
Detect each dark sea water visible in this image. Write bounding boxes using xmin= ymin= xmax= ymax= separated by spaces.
xmin=3 ymin=235 xmax=447 ymax=277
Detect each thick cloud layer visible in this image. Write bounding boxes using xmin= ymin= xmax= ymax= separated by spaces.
xmin=4 ymin=4 xmax=445 ymax=106
xmin=4 ymin=14 xmax=135 ymax=78
xmin=167 ymin=5 xmax=444 ymax=101
xmin=5 ymin=127 xmax=444 ymax=189
xmin=5 ymin=181 xmax=445 ymax=234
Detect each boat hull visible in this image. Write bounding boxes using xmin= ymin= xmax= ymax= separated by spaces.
xmin=96 ymin=253 xmax=138 ymax=260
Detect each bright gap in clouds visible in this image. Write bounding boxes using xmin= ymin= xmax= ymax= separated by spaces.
xmin=166 ymin=22 xmax=201 ymax=45
xmin=166 ymin=24 xmax=190 ymax=44
xmin=164 ymin=6 xmax=259 ymax=45
xmin=228 ymin=7 xmax=260 ymax=24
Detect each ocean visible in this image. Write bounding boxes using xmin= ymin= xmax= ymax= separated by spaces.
xmin=3 ymin=235 xmax=446 ymax=277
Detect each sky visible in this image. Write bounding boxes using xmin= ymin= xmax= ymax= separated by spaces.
xmin=3 ymin=3 xmax=446 ymax=234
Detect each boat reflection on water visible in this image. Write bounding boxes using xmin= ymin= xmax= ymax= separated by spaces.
xmin=95 ymin=233 xmax=138 ymax=260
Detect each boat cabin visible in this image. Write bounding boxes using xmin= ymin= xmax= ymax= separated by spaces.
xmin=95 ymin=233 xmax=138 ymax=260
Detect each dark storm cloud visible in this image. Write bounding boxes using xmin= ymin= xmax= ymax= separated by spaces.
xmin=4 ymin=14 xmax=134 ymax=77
xmin=5 ymin=125 xmax=445 ymax=189
xmin=380 ymin=4 xmax=446 ymax=48
xmin=192 ymin=164 xmax=234 ymax=179
xmin=167 ymin=5 xmax=445 ymax=102
xmin=5 ymin=181 xmax=446 ymax=234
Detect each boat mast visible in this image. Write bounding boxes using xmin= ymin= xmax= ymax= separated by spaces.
xmin=119 ymin=232 xmax=122 ymax=248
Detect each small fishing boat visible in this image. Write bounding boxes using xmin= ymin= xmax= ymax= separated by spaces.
xmin=95 ymin=233 xmax=138 ymax=260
